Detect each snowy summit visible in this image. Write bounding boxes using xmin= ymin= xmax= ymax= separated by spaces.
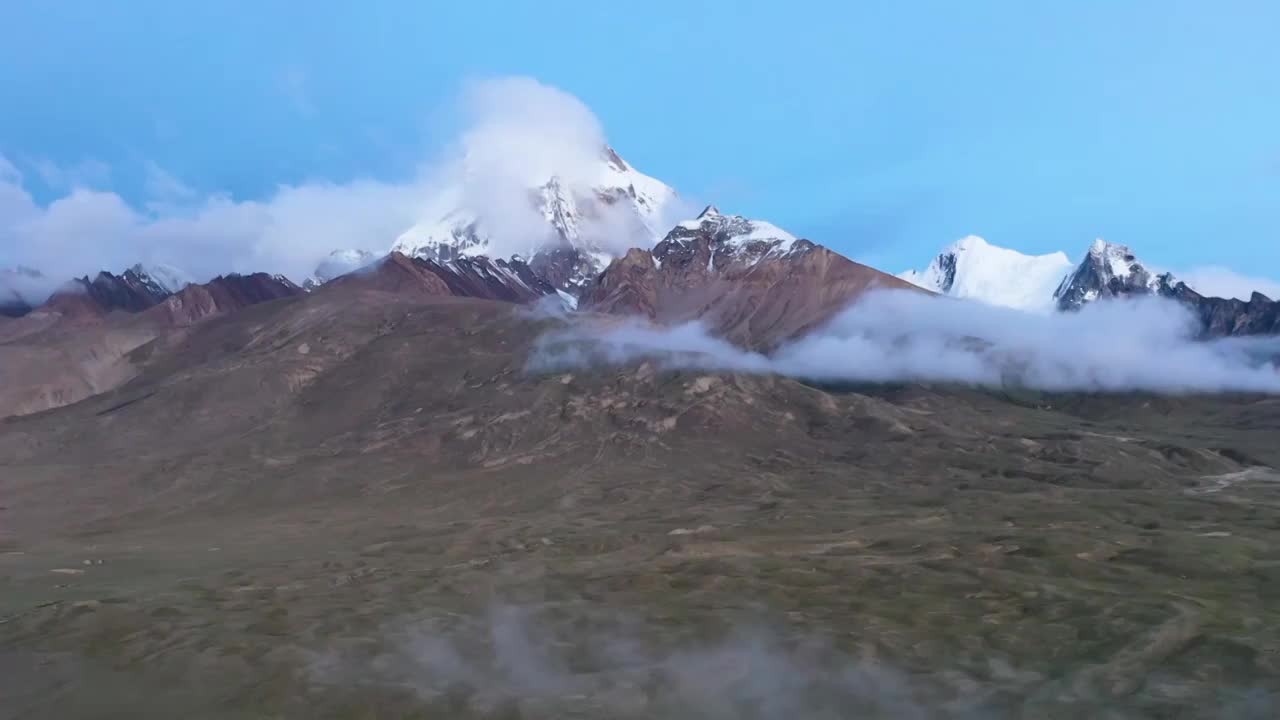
xmin=658 ymin=205 xmax=811 ymax=270
xmin=1051 ymin=238 xmax=1166 ymax=311
xmin=130 ymin=262 xmax=195 ymax=296
xmin=388 ymin=146 xmax=676 ymax=292
xmin=898 ymin=235 xmax=1073 ymax=313
xmin=304 ymin=249 xmax=378 ymax=290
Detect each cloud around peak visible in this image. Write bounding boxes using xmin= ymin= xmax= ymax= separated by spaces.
xmin=0 ymin=76 xmax=651 ymax=292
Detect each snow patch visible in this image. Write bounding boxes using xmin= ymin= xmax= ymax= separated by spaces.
xmin=1090 ymin=238 xmax=1142 ymax=283
xmin=743 ymin=221 xmax=795 ymax=244
xmin=667 ymin=209 xmax=805 ymax=261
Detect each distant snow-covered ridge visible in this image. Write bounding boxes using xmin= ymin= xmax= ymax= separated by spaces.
xmin=899 ymin=236 xmax=1189 ymax=313
xmin=898 ymin=235 xmax=1073 ymax=313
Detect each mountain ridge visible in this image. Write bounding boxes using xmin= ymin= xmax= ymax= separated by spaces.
xmin=582 ymin=206 xmax=922 ymax=350
xmin=901 ymin=235 xmax=1280 ymax=337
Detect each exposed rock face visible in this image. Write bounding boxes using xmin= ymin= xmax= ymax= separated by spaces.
xmin=1054 ymin=239 xmax=1161 ymax=311
xmin=1158 ymin=282 xmax=1280 ymax=338
xmin=1052 ymin=240 xmax=1280 ymax=338
xmin=581 ymin=248 xmax=660 ymax=317
xmin=582 ymin=207 xmax=924 ymax=349
xmin=0 ymin=248 xmax=558 ymax=419
xmin=83 ymin=269 xmax=173 ymax=313
xmin=325 ymin=252 xmax=556 ymax=304
xmin=154 ymin=273 xmax=303 ymax=327
xmin=0 ymin=272 xmax=303 ymax=418
xmin=326 ymin=252 xmax=455 ymax=298
xmin=36 ymin=291 xmax=111 ymax=324
xmin=527 ymin=246 xmax=604 ymax=296
xmin=30 ymin=265 xmax=195 ymax=323
xmin=421 ymin=256 xmax=557 ymax=303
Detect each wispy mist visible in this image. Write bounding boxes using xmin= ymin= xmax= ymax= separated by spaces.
xmin=308 ymin=602 xmax=1276 ymax=718
xmin=531 ymin=291 xmax=1280 ymax=394
xmin=308 ymin=604 xmax=957 ymax=719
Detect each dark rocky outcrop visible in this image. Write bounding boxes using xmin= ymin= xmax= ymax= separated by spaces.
xmin=325 ymin=252 xmax=557 ymax=304
xmin=153 ymin=273 xmax=303 ymax=327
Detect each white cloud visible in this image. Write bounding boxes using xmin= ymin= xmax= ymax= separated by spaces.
xmin=0 ymin=76 xmax=646 ymax=286
xmin=433 ymin=76 xmax=675 ymax=258
xmin=531 ymin=290 xmax=1280 ymax=394
xmin=0 ymin=164 xmax=427 ymax=284
xmin=1179 ymin=266 xmax=1280 ymax=301
xmin=456 ymin=76 xmax=607 ymax=192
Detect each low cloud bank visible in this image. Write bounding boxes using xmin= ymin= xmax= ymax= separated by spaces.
xmin=531 ymin=291 xmax=1280 ymax=394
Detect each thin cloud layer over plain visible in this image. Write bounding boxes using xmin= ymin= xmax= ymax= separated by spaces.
xmin=531 ymin=291 xmax=1280 ymax=394
xmin=309 ymin=604 xmax=964 ymax=718
xmin=0 ymin=76 xmax=648 ymax=296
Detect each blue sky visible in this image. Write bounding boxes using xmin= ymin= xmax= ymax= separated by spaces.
xmin=1 ymin=1 xmax=1277 ymax=289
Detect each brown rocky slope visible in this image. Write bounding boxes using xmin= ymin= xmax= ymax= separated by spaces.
xmin=0 ymin=272 xmax=302 ymax=418
xmin=581 ymin=206 xmax=925 ymax=350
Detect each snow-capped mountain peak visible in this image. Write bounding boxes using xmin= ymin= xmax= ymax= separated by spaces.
xmin=673 ymin=208 xmax=798 ymax=247
xmin=899 ymin=235 xmax=1073 ymax=312
xmin=379 ymin=145 xmax=677 ymax=297
xmin=1053 ymin=238 xmax=1164 ymax=311
xmin=1089 ymin=238 xmax=1145 ymax=278
xmin=303 ymin=249 xmax=378 ymax=290
xmin=390 ymin=146 xmax=676 ymax=267
xmin=900 ymin=235 xmax=1198 ymax=314
xmin=128 ymin=263 xmax=194 ymax=296
xmin=658 ymin=208 xmax=810 ymax=270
